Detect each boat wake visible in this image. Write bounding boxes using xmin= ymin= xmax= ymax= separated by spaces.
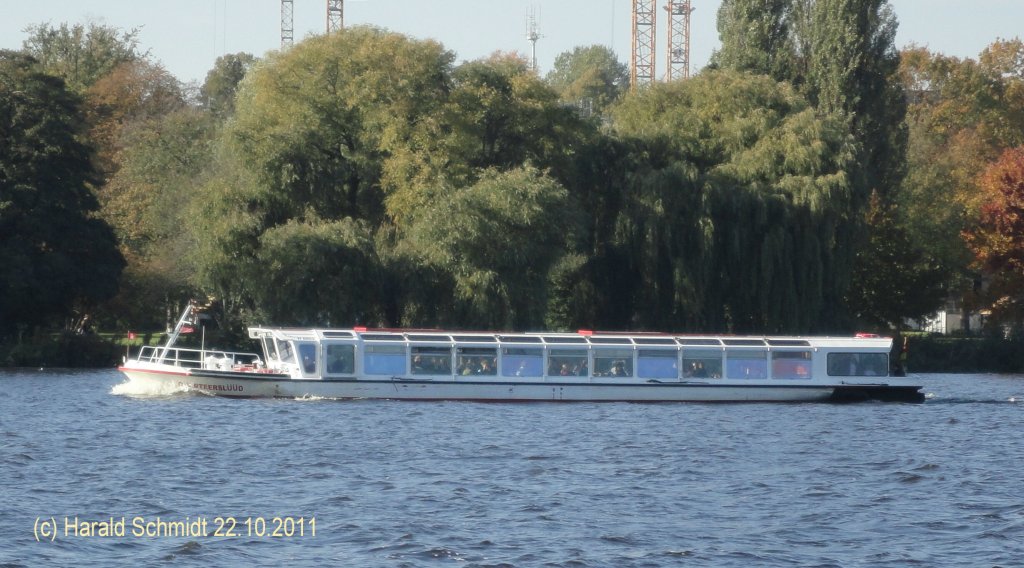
xmin=110 ymin=378 xmax=193 ymax=398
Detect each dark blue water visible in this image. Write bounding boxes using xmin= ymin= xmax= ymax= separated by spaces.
xmin=2 ymin=370 xmax=1022 ymax=567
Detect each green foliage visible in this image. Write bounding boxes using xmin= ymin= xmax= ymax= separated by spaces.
xmin=445 ymin=53 xmax=584 ymax=177
xmin=897 ymin=42 xmax=1024 ymax=320
xmin=98 ymin=107 xmax=216 ymax=328
xmin=227 ymin=27 xmax=454 ymax=226
xmin=713 ymin=0 xmax=792 ymax=79
xmin=0 ymin=50 xmax=125 ymax=337
xmin=905 ymin=334 xmax=1024 ymax=373
xmin=252 ymin=218 xmax=382 ymax=326
xmin=0 ymin=332 xmax=120 ymax=368
xmin=21 ymin=22 xmax=144 ymax=92
xmin=401 ymin=166 xmax=578 ymax=329
xmin=846 ymin=191 xmax=947 ymax=328
xmin=545 ymin=45 xmax=629 ymax=116
xmin=200 ymin=53 xmax=257 ymax=120
xmin=610 ymin=70 xmax=855 ymax=332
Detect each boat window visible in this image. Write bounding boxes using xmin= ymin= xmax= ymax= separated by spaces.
xmin=456 ymin=347 xmax=497 ymax=376
xmin=297 ymin=342 xmax=318 ymax=376
xmin=276 ymin=339 xmax=296 ymax=364
xmin=501 ymin=348 xmax=543 ymax=377
xmin=324 ymin=344 xmax=355 ymax=375
xmin=262 ymin=337 xmax=277 ymax=362
xmin=766 ymin=339 xmax=811 ymax=347
xmin=827 ymin=353 xmax=888 ymax=377
xmin=542 ymin=336 xmax=587 ymax=344
xmin=682 ymin=349 xmax=722 ymax=378
xmin=593 ymin=348 xmax=633 ymax=378
xmin=364 ymin=344 xmax=406 ymax=375
xmin=772 ymin=351 xmax=812 ymax=379
xmin=637 ymin=349 xmax=679 ymax=379
xmin=588 ymin=337 xmax=633 ymax=345
xmin=410 ymin=346 xmax=452 ymax=375
xmin=360 ymin=334 xmax=404 ymax=341
xmin=723 ymin=339 xmax=767 ymax=346
xmin=548 ymin=349 xmax=588 ymax=376
xmin=633 ymin=337 xmax=678 ymax=345
xmin=726 ymin=350 xmax=768 ymax=379
xmin=499 ymin=335 xmax=542 ymax=343
xmin=407 ymin=334 xmax=451 ymax=342
xmin=322 ymin=331 xmax=355 ymax=338
xmin=452 ymin=335 xmax=496 ymax=343
xmin=678 ymin=338 xmax=721 ymax=346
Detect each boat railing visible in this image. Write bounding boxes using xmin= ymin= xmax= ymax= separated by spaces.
xmin=135 ymin=345 xmax=263 ymax=371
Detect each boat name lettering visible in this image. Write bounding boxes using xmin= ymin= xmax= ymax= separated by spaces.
xmin=178 ymin=382 xmax=243 ymax=392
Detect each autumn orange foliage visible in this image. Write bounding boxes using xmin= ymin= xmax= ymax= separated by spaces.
xmin=964 ymin=146 xmax=1024 ymax=277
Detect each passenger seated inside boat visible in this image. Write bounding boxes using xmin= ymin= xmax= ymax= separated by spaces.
xmin=686 ymin=361 xmax=708 ymax=378
xmin=477 ymin=358 xmax=495 ymax=375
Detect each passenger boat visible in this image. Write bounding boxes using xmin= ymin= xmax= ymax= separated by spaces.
xmin=119 ymin=304 xmax=925 ymax=403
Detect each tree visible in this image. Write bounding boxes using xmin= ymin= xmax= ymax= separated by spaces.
xmin=225 ymin=27 xmax=454 ymax=226
xmin=97 ymin=107 xmax=215 ymax=328
xmin=846 ymin=191 xmax=946 ymax=329
xmin=402 ymin=166 xmax=578 ymax=329
xmin=545 ymin=45 xmax=629 ymax=116
xmin=200 ymin=52 xmax=258 ymax=120
xmin=963 ymin=147 xmax=1024 ymax=326
xmin=193 ymin=28 xmax=457 ymax=326
xmin=712 ymin=0 xmax=792 ymax=79
xmin=21 ymin=22 xmax=144 ymax=92
xmin=84 ymin=59 xmax=185 ymax=179
xmin=896 ymin=42 xmax=1024 ymax=326
xmin=610 ymin=70 xmax=855 ymax=332
xmin=0 ymin=51 xmax=124 ymax=335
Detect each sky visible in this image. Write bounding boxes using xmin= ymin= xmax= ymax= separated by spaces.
xmin=1 ymin=0 xmax=1022 ymax=86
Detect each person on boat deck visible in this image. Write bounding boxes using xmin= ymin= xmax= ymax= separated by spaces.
xmin=412 ymin=355 xmax=425 ymax=373
xmin=559 ymin=363 xmax=571 ymax=376
xmin=610 ymin=360 xmax=627 ymax=377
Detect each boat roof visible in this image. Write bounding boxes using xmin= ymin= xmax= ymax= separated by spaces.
xmin=247 ymin=327 xmax=893 ymax=349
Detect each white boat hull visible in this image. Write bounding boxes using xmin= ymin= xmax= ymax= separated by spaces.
xmin=119 ymin=366 xmax=904 ymax=402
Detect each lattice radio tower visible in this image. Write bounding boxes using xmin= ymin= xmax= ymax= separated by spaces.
xmin=665 ymin=1 xmax=694 ymax=80
xmin=327 ymin=0 xmax=344 ymax=34
xmin=630 ymin=0 xmax=656 ymax=90
xmin=526 ymin=7 xmax=542 ymax=73
xmin=281 ymin=0 xmax=294 ymax=47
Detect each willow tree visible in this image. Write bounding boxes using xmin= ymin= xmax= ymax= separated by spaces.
xmin=714 ymin=0 xmax=909 ymax=326
xmin=611 ymin=70 xmax=854 ymax=333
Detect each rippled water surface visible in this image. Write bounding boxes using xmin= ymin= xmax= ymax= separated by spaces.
xmin=2 ymin=370 xmax=1023 ymax=567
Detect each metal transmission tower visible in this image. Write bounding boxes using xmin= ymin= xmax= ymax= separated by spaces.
xmin=525 ymin=7 xmax=542 ymax=73
xmin=327 ymin=0 xmax=344 ymax=34
xmin=281 ymin=0 xmax=294 ymax=47
xmin=630 ymin=0 xmax=656 ymax=90
xmin=665 ymin=1 xmax=694 ymax=80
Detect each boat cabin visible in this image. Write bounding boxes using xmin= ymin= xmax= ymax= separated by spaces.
xmin=247 ymin=328 xmax=892 ymax=383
